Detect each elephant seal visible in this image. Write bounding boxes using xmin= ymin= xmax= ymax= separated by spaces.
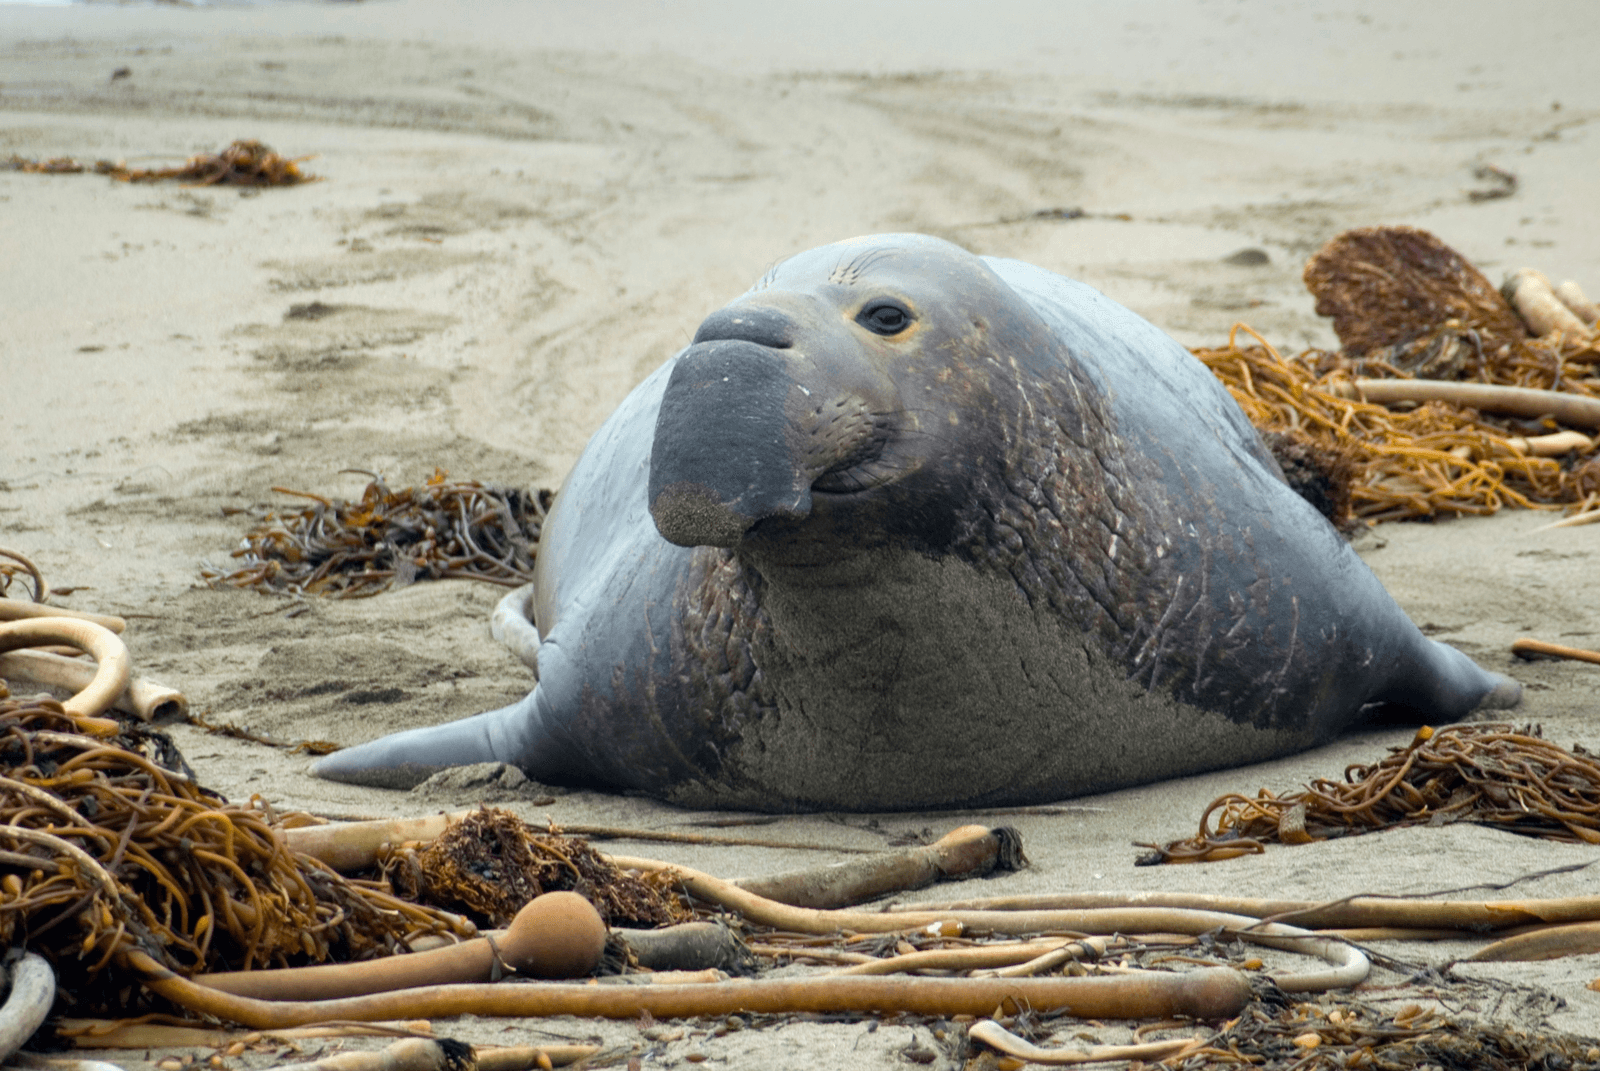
xmin=313 ymin=233 xmax=1519 ymax=811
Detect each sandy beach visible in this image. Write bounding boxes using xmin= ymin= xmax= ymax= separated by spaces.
xmin=4 ymin=1 xmax=1600 ymax=1066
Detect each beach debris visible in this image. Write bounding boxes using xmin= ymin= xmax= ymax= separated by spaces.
xmin=0 ymin=598 xmax=126 ymax=635
xmin=0 ymin=695 xmax=473 ymax=1016
xmin=0 ymin=618 xmax=128 ymax=728
xmin=1301 ymin=225 xmax=1527 ymax=370
xmin=0 ymin=648 xmax=186 ymax=723
xmin=52 ymin=1018 xmax=599 ymax=1068
xmin=193 ymin=892 xmax=606 ymax=1000
xmin=0 ymin=557 xmax=183 ymax=723
xmin=733 ymin=824 xmax=1026 ymax=910
xmin=1469 ymin=919 xmax=1600 ymax=962
xmin=1194 ymin=330 xmax=1578 ymax=524
xmin=292 ymin=812 xmax=1023 ymax=903
xmin=1536 ymin=499 xmax=1600 ymax=529
xmin=1329 ymin=379 xmax=1600 ymax=429
xmin=832 ymin=935 xmax=1117 ymax=978
xmin=203 ymin=471 xmax=552 ymax=598
xmin=1503 ymin=268 xmax=1597 ymax=341
xmin=32 ymin=777 xmax=1600 ymax=1035
xmin=1467 ymin=162 xmax=1519 ymax=202
xmin=382 ymin=807 xmax=689 ymax=929
xmin=3 ymin=139 xmax=316 ymax=186
xmin=1195 ymin=226 xmax=1600 ymax=523
xmin=1152 ymin=998 xmax=1600 ymax=1071
xmin=270 ymin=1038 xmax=602 ymax=1071
xmin=0 ymin=613 xmax=186 ymax=725
xmin=276 ymin=1037 xmax=473 ymax=1071
xmin=185 ymin=708 xmax=337 ymax=754
xmin=0 ymin=549 xmax=49 ymax=604
xmin=605 ymin=853 xmax=1369 ymax=993
xmin=291 ymin=812 xmax=887 ymax=867
xmin=968 ymin=1021 xmax=1202 ymax=1065
xmin=892 ymin=886 xmax=1600 ymax=943
xmin=0 ymin=953 xmax=56 ymax=1063
xmin=615 ymin=921 xmax=757 ymax=975
xmin=1513 ymin=636 xmax=1600 ymax=665
xmin=52 ymin=1018 xmax=435 ymax=1049
xmin=1139 ymin=723 xmax=1600 ymax=864
xmin=1556 ymin=279 xmax=1600 ymax=325
xmin=124 ymin=952 xmax=1254 ymax=1028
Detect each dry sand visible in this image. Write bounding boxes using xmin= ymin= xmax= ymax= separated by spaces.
xmin=3 ymin=1 xmax=1600 ymax=1066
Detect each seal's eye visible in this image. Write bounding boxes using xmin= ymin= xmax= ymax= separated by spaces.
xmin=856 ymin=300 xmax=913 ymax=337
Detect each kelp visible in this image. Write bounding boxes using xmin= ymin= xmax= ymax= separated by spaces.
xmin=1142 ymin=724 xmax=1600 ymax=864
xmin=1160 ymin=998 xmax=1600 ymax=1070
xmin=1195 ymin=226 xmax=1600 ymax=525
xmin=382 ymin=808 xmax=689 ymax=930
xmin=1193 ymin=330 xmax=1589 ymax=524
xmin=0 ymin=696 xmax=472 ymax=1015
xmin=4 ymin=139 xmax=315 ymax=186
xmin=202 ymin=470 xmax=553 ymax=598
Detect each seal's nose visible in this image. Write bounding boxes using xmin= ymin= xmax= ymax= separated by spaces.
xmin=692 ymin=305 xmax=796 ymax=349
xmin=648 ymin=340 xmax=812 ymax=548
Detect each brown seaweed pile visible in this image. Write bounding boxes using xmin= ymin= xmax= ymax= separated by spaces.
xmin=0 ymin=695 xmax=472 ymax=1015
xmin=1141 ymin=724 xmax=1600 ymax=864
xmin=202 ymin=470 xmax=554 ymax=598
xmin=1301 ymin=225 xmax=1530 ymax=373
xmin=383 ymin=807 xmax=689 ymax=930
xmin=4 ymin=139 xmax=316 ymax=186
xmin=1194 ymin=226 xmax=1600 ymax=525
xmin=1195 ymin=331 xmax=1584 ymax=525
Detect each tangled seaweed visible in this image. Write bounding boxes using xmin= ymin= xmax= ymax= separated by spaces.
xmin=1195 ymin=226 xmax=1600 ymax=524
xmin=4 ymin=139 xmax=315 ymax=186
xmin=1167 ymin=998 xmax=1600 ymax=1070
xmin=384 ymin=808 xmax=688 ymax=930
xmin=1193 ymin=330 xmax=1588 ymax=525
xmin=1142 ymin=724 xmax=1600 ymax=864
xmin=0 ymin=696 xmax=472 ymax=1015
xmin=202 ymin=470 xmax=554 ymax=598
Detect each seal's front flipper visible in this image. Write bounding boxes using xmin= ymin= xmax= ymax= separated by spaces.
xmin=311 ymin=692 xmax=547 ymax=790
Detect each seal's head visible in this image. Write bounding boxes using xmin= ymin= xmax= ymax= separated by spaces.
xmin=648 ymin=234 xmax=1061 ymax=563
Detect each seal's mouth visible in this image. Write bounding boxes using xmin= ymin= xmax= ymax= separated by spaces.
xmin=795 ymin=394 xmax=899 ymax=497
xmin=811 ymin=429 xmax=896 ymax=495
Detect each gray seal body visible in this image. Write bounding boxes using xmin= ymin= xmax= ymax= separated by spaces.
xmin=313 ymin=234 xmax=1518 ymax=810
